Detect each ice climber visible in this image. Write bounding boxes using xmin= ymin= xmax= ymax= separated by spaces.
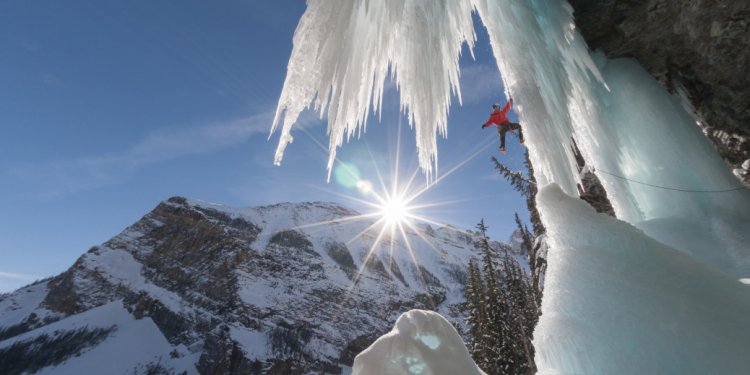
xmin=481 ymin=98 xmax=524 ymax=153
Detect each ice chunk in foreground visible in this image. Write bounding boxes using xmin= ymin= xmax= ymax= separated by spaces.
xmin=533 ymin=184 xmax=750 ymax=375
xmin=353 ymin=310 xmax=486 ymax=375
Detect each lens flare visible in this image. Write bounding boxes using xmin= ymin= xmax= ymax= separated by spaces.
xmin=356 ymin=179 xmax=373 ymax=194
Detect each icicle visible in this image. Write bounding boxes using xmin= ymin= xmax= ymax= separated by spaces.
xmin=271 ymin=0 xmax=476 ymax=179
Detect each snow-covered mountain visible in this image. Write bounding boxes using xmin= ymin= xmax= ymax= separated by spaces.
xmin=0 ymin=197 xmax=517 ymax=374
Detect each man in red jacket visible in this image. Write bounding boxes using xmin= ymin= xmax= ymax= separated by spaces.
xmin=481 ymin=99 xmax=524 ymax=153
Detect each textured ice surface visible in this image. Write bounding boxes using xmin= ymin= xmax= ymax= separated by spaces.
xmin=586 ymin=59 xmax=750 ymax=276
xmin=534 ymin=185 xmax=750 ymax=374
xmin=352 ymin=309 xmax=485 ymax=375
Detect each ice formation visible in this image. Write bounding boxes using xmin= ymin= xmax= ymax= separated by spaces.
xmin=271 ymin=0 xmax=477 ymax=177
xmin=534 ymin=185 xmax=750 ymax=374
xmin=275 ymin=1 xmax=750 ymax=374
xmin=352 ymin=310 xmax=486 ymax=375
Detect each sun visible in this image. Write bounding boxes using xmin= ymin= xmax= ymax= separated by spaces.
xmin=378 ymin=194 xmax=411 ymax=227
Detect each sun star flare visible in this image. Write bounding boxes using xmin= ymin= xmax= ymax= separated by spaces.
xmin=377 ymin=193 xmax=411 ymax=228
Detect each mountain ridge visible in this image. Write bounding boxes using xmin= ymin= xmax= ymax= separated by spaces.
xmin=0 ymin=196 xmax=520 ymax=374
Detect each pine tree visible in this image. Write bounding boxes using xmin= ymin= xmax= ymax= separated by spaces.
xmin=514 ymin=213 xmax=544 ymax=299
xmin=465 ymin=260 xmax=487 ymax=367
xmin=474 ymin=220 xmax=504 ymax=373
xmin=522 ymin=151 xmax=544 ymax=237
xmin=492 ymin=158 xmax=532 ymax=195
xmin=492 ymin=151 xmax=544 ymax=237
xmin=499 ymin=252 xmax=537 ymax=375
xmin=492 ymin=150 xmax=546 ymax=298
xmin=465 ymin=219 xmax=542 ymax=375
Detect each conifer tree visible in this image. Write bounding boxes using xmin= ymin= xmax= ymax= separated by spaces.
xmin=522 ymin=151 xmax=544 ymax=237
xmin=499 ymin=251 xmax=537 ymax=374
xmin=492 ymin=151 xmax=544 ymax=236
xmin=474 ymin=220 xmax=504 ymax=373
xmin=465 ymin=219 xmax=541 ymax=375
xmin=492 ymin=150 xmax=547 ymax=296
xmin=514 ymin=213 xmax=544 ymax=298
xmin=465 ymin=260 xmax=488 ymax=367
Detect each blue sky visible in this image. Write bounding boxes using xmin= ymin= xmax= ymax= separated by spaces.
xmin=0 ymin=0 xmax=529 ymax=293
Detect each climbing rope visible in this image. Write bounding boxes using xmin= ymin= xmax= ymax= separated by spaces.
xmin=596 ymin=169 xmax=748 ymax=193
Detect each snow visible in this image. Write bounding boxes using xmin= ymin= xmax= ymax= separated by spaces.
xmin=234 ymin=276 xmax=277 ymax=309
xmin=82 ymin=248 xmax=195 ymax=315
xmin=229 ymin=326 xmax=268 ymax=359
xmin=352 ymin=309 xmax=485 ymax=375
xmin=1 ymin=300 xmax=198 ymax=375
xmin=276 ymin=0 xmax=750 ymax=374
xmin=0 ymin=281 xmax=50 ymax=327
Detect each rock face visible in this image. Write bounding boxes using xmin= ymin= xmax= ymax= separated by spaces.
xmin=569 ymin=0 xmax=750 ymax=185
xmin=571 ymin=139 xmax=616 ymax=217
xmin=0 ymin=197 xmax=517 ymax=374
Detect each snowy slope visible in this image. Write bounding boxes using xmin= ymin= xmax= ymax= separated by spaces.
xmin=0 ymin=197 xmax=508 ymax=374
xmin=0 ymin=301 xmax=198 ymax=375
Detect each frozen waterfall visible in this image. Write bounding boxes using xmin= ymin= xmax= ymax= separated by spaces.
xmin=272 ymin=0 xmax=750 ymax=374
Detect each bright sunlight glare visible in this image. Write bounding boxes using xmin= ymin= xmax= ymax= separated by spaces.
xmin=378 ymin=193 xmax=411 ymax=227
xmin=290 ymin=120 xmax=496 ymax=313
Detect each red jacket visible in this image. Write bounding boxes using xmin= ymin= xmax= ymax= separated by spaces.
xmin=482 ymin=99 xmax=513 ymax=128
